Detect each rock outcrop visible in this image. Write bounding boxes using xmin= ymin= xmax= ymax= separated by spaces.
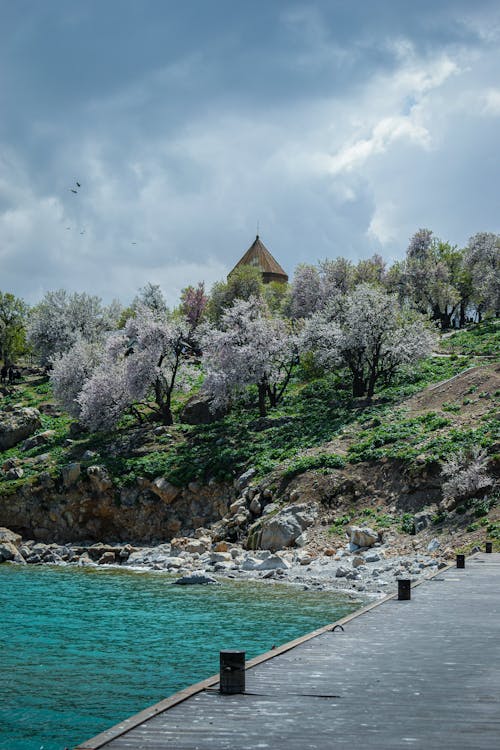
xmin=179 ymin=393 xmax=224 ymax=425
xmin=0 ymin=407 xmax=42 ymax=451
xmin=253 ymin=503 xmax=318 ymax=552
xmin=0 ymin=467 xmax=232 ymax=544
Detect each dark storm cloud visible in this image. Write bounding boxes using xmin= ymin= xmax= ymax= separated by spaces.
xmin=0 ymin=0 xmax=499 ymax=303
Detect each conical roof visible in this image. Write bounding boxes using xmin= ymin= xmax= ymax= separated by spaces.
xmin=229 ymin=235 xmax=288 ymax=283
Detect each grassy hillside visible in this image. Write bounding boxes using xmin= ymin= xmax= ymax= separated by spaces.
xmin=1 ymin=321 xmax=499 ymax=549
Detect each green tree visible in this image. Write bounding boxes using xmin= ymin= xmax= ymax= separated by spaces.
xmin=403 ymin=230 xmax=465 ymax=329
xmin=0 ymin=292 xmax=28 ymax=364
xmin=207 ymin=265 xmax=264 ymax=323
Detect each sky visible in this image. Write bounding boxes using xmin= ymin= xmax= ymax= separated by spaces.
xmin=1 ymin=0 xmax=500 ymax=306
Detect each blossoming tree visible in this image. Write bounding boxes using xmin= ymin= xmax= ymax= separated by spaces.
xmin=301 ymin=284 xmax=436 ymax=398
xmin=202 ymin=297 xmax=299 ymax=417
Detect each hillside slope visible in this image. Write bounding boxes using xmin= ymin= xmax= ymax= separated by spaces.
xmin=0 ymin=323 xmax=498 ymax=555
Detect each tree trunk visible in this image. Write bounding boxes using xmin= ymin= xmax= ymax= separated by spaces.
xmin=366 ymin=368 xmax=378 ymax=399
xmin=258 ymin=382 xmax=267 ymax=417
xmin=459 ymin=300 xmax=467 ymax=329
xmin=352 ymin=372 xmax=366 ymax=397
xmin=155 ymin=379 xmax=174 ymax=425
xmin=440 ymin=311 xmax=452 ymax=330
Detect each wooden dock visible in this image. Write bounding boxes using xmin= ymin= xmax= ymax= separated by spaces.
xmin=75 ymin=552 xmax=500 ymax=749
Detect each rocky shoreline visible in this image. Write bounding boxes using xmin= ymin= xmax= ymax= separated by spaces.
xmin=0 ymin=525 xmax=452 ymax=597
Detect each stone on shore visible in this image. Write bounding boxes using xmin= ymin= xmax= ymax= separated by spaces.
xmin=0 ymin=527 xmax=22 ymax=547
xmin=173 ymin=573 xmax=219 ymax=585
xmin=259 ymin=504 xmax=318 ymax=552
xmin=348 ymin=526 xmax=379 ymax=548
xmin=0 ymin=541 xmax=20 ymax=562
xmin=98 ymin=551 xmax=116 ymax=565
xmin=256 ymin=554 xmax=290 ymax=571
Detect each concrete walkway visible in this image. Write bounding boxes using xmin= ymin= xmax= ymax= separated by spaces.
xmin=76 ymin=553 xmax=500 ymax=750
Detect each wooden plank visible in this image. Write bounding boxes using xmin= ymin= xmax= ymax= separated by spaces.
xmin=74 ymin=554 xmax=500 ymax=750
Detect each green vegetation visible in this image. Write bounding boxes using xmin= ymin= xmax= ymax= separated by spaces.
xmin=441 ymin=320 xmax=500 ymax=357
xmin=0 ymin=323 xmax=498 ymax=497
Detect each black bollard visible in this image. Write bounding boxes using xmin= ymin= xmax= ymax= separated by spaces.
xmin=398 ymin=579 xmax=411 ymax=601
xmin=456 ymin=554 xmax=465 ymax=569
xmin=485 ymin=541 xmax=493 ymax=554
xmin=220 ymin=650 xmax=245 ymax=694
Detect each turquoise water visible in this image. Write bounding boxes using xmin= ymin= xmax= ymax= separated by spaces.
xmin=0 ymin=564 xmax=361 ymax=750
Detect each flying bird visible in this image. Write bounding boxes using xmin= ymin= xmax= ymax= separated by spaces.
xmin=76 ymin=181 xmax=81 ymax=187
xmin=70 ymin=189 xmax=77 ymax=194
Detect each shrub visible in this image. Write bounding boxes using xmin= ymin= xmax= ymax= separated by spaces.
xmin=441 ymin=447 xmax=494 ymax=506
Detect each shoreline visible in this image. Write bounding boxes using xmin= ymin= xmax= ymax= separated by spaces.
xmin=2 ymin=530 xmax=452 ymax=598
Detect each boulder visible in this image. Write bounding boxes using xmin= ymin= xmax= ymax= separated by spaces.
xmin=210 ymin=551 xmax=232 ymax=563
xmin=235 ymin=467 xmax=256 ymax=491
xmin=173 ymin=573 xmax=219 ymax=585
xmin=0 ymin=541 xmax=19 ymax=562
xmin=249 ymin=496 xmax=262 ymax=516
xmin=2 ymin=457 xmax=21 ymax=472
xmin=240 ymin=556 xmax=260 ymax=571
xmin=295 ymin=532 xmax=308 ymax=548
xmin=256 ymin=554 xmax=290 ymax=571
xmin=413 ymin=512 xmax=433 ymax=534
xmin=0 ymin=528 xmax=22 ymax=546
xmin=61 ymin=462 xmax=81 ymax=487
xmin=259 ymin=504 xmax=318 ymax=552
xmin=348 ymin=526 xmax=379 ymax=548
xmin=98 ymin=551 xmax=116 ymax=565
xmin=335 ymin=566 xmax=349 ymax=578
xmin=150 ymin=477 xmax=181 ymax=504
xmin=427 ymin=538 xmax=440 ymax=552
xmin=185 ymin=538 xmax=210 ymax=554
xmin=0 ymin=407 xmax=42 ymax=451
xmin=5 ymin=467 xmax=23 ymax=480
xmin=87 ymin=465 xmax=113 ymax=492
xmin=179 ymin=393 xmax=224 ymax=425
xmin=213 ymin=541 xmax=230 ymax=553
xmin=229 ymin=498 xmax=247 ymax=515
xmin=21 ymin=430 xmax=56 ymax=451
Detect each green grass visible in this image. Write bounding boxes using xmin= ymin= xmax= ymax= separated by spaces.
xmin=0 ymin=332 xmax=495 ymax=495
xmin=441 ymin=319 xmax=500 ymax=356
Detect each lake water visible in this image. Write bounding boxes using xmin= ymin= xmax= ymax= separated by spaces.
xmin=0 ymin=564 xmax=361 ymax=750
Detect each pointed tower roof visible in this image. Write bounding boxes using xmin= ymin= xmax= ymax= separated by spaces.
xmin=229 ymin=235 xmax=288 ymax=284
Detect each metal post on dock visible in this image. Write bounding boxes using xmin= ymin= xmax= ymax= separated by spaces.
xmin=485 ymin=541 xmax=493 ymax=553
xmin=397 ymin=579 xmax=411 ymax=601
xmin=456 ymin=554 xmax=465 ymax=569
xmin=220 ymin=650 xmax=245 ymax=694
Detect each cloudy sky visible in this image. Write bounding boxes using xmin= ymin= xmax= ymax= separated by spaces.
xmin=1 ymin=0 xmax=499 ymax=306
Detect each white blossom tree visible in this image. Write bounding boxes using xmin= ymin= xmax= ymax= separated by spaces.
xmin=132 ymin=282 xmax=168 ymax=314
xmin=301 ymin=285 xmax=436 ymax=398
xmin=288 ymin=264 xmax=322 ymax=319
xmin=465 ymin=232 xmax=500 ymax=320
xmin=288 ymin=258 xmax=354 ymax=320
xmin=27 ymin=289 xmax=122 ymax=365
xmin=202 ymin=297 xmax=299 ymax=417
xmin=50 ymin=305 xmax=196 ymax=430
xmin=402 ymin=230 xmax=465 ymax=329
xmin=50 ymin=338 xmax=103 ymax=417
